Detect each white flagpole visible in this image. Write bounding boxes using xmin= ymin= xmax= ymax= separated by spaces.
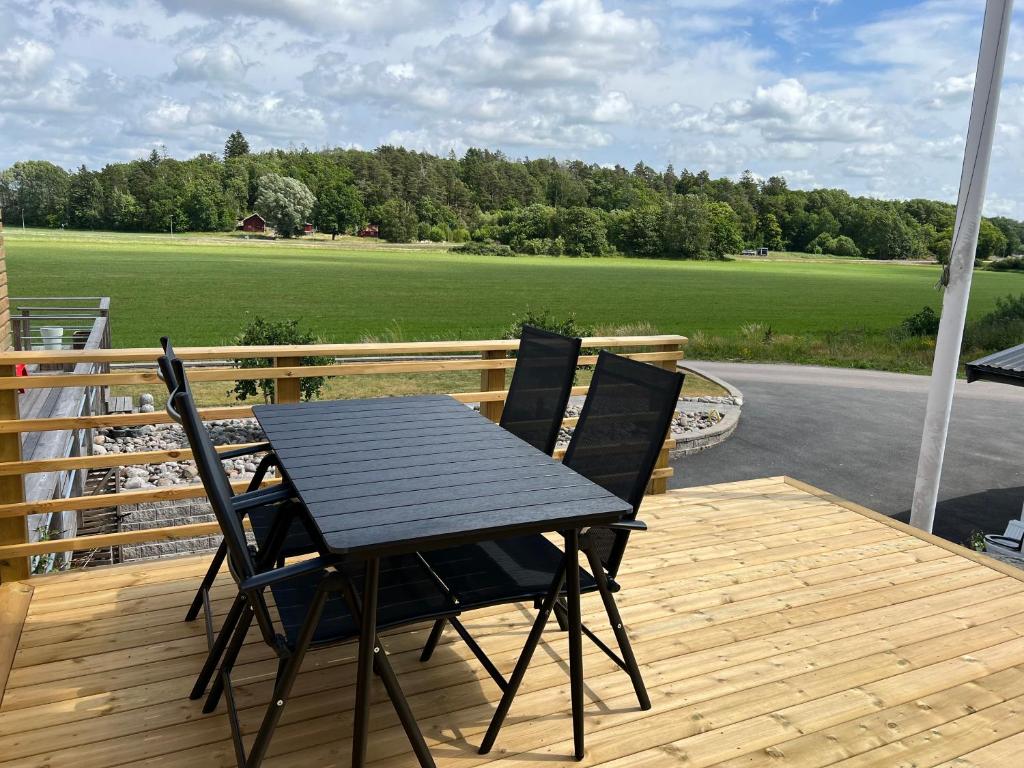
xmin=910 ymin=0 xmax=1015 ymax=532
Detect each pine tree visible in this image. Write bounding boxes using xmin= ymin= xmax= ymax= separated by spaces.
xmin=224 ymin=131 xmax=250 ymax=161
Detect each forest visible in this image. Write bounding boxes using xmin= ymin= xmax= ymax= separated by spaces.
xmin=2 ymin=130 xmax=1022 ymax=261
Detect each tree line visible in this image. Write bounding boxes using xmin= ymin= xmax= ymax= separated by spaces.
xmin=2 ymin=130 xmax=1022 ymax=260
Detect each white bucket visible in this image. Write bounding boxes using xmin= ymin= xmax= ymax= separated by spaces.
xmin=38 ymin=326 xmax=64 ymax=351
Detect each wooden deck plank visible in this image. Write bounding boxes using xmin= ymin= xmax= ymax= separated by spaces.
xmin=1 ymin=477 xmax=1023 ymax=768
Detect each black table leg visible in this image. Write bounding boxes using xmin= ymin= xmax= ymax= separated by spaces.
xmin=565 ymin=528 xmax=585 ymax=760
xmin=352 ymin=557 xmax=379 ymax=768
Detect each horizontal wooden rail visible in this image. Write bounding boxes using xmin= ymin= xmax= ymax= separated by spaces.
xmin=0 ymin=351 xmax=680 ymax=391
xmin=0 ymin=335 xmax=686 ymax=366
xmin=0 ymin=442 xmax=265 ymax=477
xmin=0 ymin=468 xmax=673 ymax=559
xmin=0 ymin=439 xmax=675 ymax=518
xmin=0 ymin=334 xmax=686 ymax=569
xmin=0 ymin=477 xmax=282 ymax=520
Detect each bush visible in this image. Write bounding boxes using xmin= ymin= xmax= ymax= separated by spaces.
xmin=963 ymin=294 xmax=1024 ymax=353
xmin=450 ymin=227 xmax=471 ymax=243
xmin=898 ymin=306 xmax=940 ymax=337
xmin=450 ymin=241 xmax=513 ymax=256
xmin=503 ymin=308 xmax=593 ymax=343
xmin=990 ymin=256 xmax=1024 ymax=271
xmin=512 ymin=237 xmax=564 ymax=256
xmin=230 ymin=317 xmax=331 ymax=403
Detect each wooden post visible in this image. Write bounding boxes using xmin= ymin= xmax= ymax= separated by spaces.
xmin=274 ymin=357 xmax=302 ymax=405
xmin=0 ymin=364 xmax=29 ymax=582
xmin=480 ymin=349 xmax=506 ymax=422
xmin=649 ymin=342 xmax=684 ymax=495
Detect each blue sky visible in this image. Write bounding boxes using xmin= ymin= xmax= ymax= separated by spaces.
xmin=2 ymin=1 xmax=1024 ymax=215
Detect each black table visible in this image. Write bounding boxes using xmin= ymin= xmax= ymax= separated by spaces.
xmin=253 ymin=395 xmax=632 ymax=766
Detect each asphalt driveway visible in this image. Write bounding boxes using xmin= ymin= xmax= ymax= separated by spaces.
xmin=671 ymin=361 xmax=1024 ymax=545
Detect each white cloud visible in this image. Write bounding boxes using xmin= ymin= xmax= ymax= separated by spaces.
xmin=0 ymin=39 xmax=55 ymax=83
xmin=172 ymin=43 xmax=249 ymax=83
xmin=154 ymin=0 xmax=459 ymax=36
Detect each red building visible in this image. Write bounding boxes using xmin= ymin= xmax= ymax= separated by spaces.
xmin=303 ymin=222 xmax=314 ymax=235
xmin=357 ymin=224 xmax=379 ymax=238
xmin=240 ymin=213 xmax=266 ymax=233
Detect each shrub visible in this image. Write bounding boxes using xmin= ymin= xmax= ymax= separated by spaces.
xmin=450 ymin=227 xmax=471 ymax=243
xmin=503 ymin=308 xmax=593 ymax=343
xmin=898 ymin=306 xmax=940 ymax=337
xmin=450 ymin=242 xmax=513 ymax=256
xmin=832 ymin=235 xmax=862 ymax=258
xmin=230 ymin=316 xmax=331 ymax=403
xmin=963 ymin=294 xmax=1024 ymax=353
xmin=990 ymin=256 xmax=1024 ymax=271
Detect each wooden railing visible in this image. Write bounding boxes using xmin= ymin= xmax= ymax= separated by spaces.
xmin=0 ymin=335 xmax=686 ymax=582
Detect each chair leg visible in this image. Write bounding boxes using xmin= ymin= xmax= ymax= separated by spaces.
xmin=245 ymin=588 xmax=331 ymax=768
xmin=185 ymin=540 xmax=227 ymax=622
xmin=583 ymin=546 xmax=651 ymax=711
xmin=420 ymin=618 xmax=446 ymax=662
xmin=553 ymin=598 xmax=570 ymax=631
xmin=374 ymin=636 xmax=437 ymax=768
xmin=190 ymin=592 xmax=246 ymax=700
xmin=204 ymin=603 xmax=254 ymax=714
xmin=479 ymin=559 xmax=567 ymax=755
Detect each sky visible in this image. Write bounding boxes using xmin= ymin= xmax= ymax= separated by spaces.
xmin=2 ymin=0 xmax=1024 ymax=215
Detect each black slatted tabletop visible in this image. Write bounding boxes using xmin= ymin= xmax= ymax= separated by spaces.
xmin=252 ymin=395 xmax=631 ymax=556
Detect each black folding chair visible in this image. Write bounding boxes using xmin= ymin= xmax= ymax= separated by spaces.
xmin=499 ymin=325 xmax=581 ymax=455
xmin=156 ymin=337 xmax=317 ymax=628
xmin=418 ymin=351 xmax=684 ymax=753
xmin=166 ymin=357 xmax=458 ymax=768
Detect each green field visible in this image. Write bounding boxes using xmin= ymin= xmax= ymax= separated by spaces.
xmin=6 ymin=229 xmax=1024 ymax=373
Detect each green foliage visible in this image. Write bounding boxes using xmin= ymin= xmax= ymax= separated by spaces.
xmin=990 ymin=256 xmax=1024 ymax=271
xmin=312 ymin=172 xmax=364 ymax=234
xmin=6 ymin=141 xmax=1023 ymax=269
xmin=707 ymin=201 xmax=744 ymax=258
xmin=963 ymin=294 xmax=1024 ymax=354
xmin=230 ymin=317 xmax=331 ymax=403
xmin=977 ymin=218 xmax=1009 ymax=260
xmin=449 ymin=241 xmax=513 ymax=256
xmin=897 ymin=306 xmax=941 ymax=337
xmin=806 ymin=233 xmax=862 ymax=258
xmin=223 ymin=131 xmax=251 ymax=161
xmin=661 ymin=195 xmax=712 ymax=259
xmin=556 ymin=206 xmax=609 ymax=256
xmin=255 ymin=173 xmax=316 ymax=237
xmin=502 ymin=308 xmax=593 ymax=342
xmin=372 ymin=198 xmax=418 ymax=242
xmin=758 ymin=213 xmax=785 ymax=251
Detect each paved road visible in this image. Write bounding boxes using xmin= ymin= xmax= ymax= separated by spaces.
xmin=670 ymin=361 xmax=1024 ymax=545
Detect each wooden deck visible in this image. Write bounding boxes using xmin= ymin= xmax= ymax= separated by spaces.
xmin=2 ymin=476 xmax=1024 ymax=767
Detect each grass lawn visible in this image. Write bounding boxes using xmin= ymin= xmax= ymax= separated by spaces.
xmin=6 ymin=228 xmax=1024 ymax=375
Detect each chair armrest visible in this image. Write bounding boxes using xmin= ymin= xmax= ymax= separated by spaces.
xmin=240 ymin=556 xmax=335 ymax=593
xmin=218 ymin=441 xmax=272 ymax=460
xmin=233 ymin=484 xmax=293 ymax=512
xmin=595 ymin=519 xmax=647 ymax=533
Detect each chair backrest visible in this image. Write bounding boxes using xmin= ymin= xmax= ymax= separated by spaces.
xmin=165 ymin=356 xmax=256 ymax=582
xmin=156 ymin=336 xmax=178 ymax=394
xmin=499 ymin=325 xmax=582 ymax=455
xmin=563 ymin=351 xmax=684 ymax=578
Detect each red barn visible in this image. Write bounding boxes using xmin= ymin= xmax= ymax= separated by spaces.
xmin=303 ymin=222 xmax=314 ymax=235
xmin=357 ymin=224 xmax=379 ymax=238
xmin=240 ymin=213 xmax=266 ymax=233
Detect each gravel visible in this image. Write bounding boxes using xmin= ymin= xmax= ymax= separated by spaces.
xmin=97 ymin=419 xmax=270 ymax=490
xmin=100 ymin=400 xmax=726 ymax=486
